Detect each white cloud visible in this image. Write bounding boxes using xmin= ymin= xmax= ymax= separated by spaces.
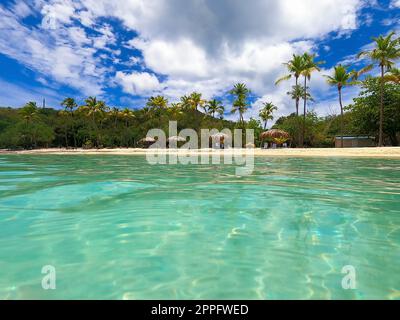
xmin=390 ymin=0 xmax=400 ymax=8
xmin=115 ymin=71 xmax=162 ymax=95
xmin=0 ymin=0 xmax=383 ymax=115
xmin=12 ymin=1 xmax=33 ymax=18
xmin=93 ymin=0 xmax=364 ymax=115
xmin=0 ymin=4 xmax=111 ymax=96
xmin=40 ymin=0 xmax=77 ymax=29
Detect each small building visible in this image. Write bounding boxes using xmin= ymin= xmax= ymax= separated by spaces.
xmin=335 ymin=136 xmax=376 ymax=148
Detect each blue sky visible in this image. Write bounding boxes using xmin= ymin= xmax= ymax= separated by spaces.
xmin=0 ymin=0 xmax=399 ymax=120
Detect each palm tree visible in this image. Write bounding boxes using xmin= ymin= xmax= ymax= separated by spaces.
xmin=200 ymin=103 xmax=209 ymax=114
xmin=167 ymin=103 xmax=183 ymax=119
xmin=180 ymin=95 xmax=192 ymax=110
xmin=189 ymin=92 xmax=206 ymax=111
xmin=19 ymin=102 xmax=39 ymax=124
xmin=147 ymin=96 xmax=168 ymax=109
xmin=81 ymin=96 xmax=107 ymax=147
xmin=384 ymin=67 xmax=400 ymax=84
xmin=230 ymin=83 xmax=251 ymax=123
xmin=286 ymin=85 xmax=314 ymax=105
xmin=358 ymin=32 xmax=400 ymax=146
xmin=61 ymin=98 xmax=78 ymax=148
xmin=275 ymin=54 xmax=305 ymax=116
xmin=61 ymin=98 xmax=77 ymax=113
xmin=324 ymin=65 xmax=360 ymax=148
xmin=19 ymin=102 xmax=39 ymax=148
xmin=109 ymin=107 xmax=120 ymax=129
xmin=259 ymin=102 xmax=277 ymax=130
xmin=120 ymin=108 xmax=135 ymax=128
xmin=300 ymin=53 xmax=323 ymax=147
xmin=206 ymin=99 xmax=224 ymax=118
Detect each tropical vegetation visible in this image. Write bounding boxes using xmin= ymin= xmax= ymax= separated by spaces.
xmin=0 ymin=31 xmax=399 ymax=150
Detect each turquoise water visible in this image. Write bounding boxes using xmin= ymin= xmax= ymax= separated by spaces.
xmin=0 ymin=155 xmax=399 ymax=300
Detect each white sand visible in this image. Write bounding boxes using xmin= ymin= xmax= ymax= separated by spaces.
xmin=1 ymin=147 xmax=400 ymax=158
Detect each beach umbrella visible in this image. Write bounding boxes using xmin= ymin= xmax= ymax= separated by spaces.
xmin=139 ymin=137 xmax=156 ymax=143
xmin=260 ymin=129 xmax=290 ymax=143
xmin=167 ymin=136 xmax=186 ymax=142
xmin=210 ymin=133 xmax=229 ymax=139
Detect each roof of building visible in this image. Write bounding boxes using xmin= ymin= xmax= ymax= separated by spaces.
xmin=335 ymin=136 xmax=375 ymax=140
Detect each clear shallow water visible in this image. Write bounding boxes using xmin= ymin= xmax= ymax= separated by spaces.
xmin=0 ymin=155 xmax=399 ymax=300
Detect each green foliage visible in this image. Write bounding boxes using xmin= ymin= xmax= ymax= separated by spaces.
xmin=0 ymin=121 xmax=54 ymax=149
xmin=0 ymin=98 xmax=236 ymax=150
xmin=230 ymin=83 xmax=251 ymax=123
xmin=347 ymin=77 xmax=400 ymax=145
xmin=246 ymin=118 xmax=263 ymax=146
xmin=274 ymin=112 xmax=337 ymax=148
xmin=259 ymin=102 xmax=277 ymax=130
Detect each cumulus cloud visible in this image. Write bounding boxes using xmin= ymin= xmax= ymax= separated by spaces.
xmin=0 ymin=3 xmax=117 ymax=96
xmin=78 ymin=0 xmax=364 ymax=116
xmin=0 ymin=0 xmax=383 ymax=117
xmin=390 ymin=0 xmax=400 ymax=8
xmin=115 ymin=71 xmax=162 ymax=96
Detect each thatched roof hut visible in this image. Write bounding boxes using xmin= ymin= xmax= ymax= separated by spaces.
xmin=210 ymin=133 xmax=229 ymax=139
xmin=260 ymin=129 xmax=290 ymax=143
xmin=139 ymin=137 xmax=156 ymax=143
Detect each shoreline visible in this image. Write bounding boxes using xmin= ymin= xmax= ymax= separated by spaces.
xmin=1 ymin=147 xmax=400 ymax=158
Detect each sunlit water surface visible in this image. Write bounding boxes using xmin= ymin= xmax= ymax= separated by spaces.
xmin=0 ymin=155 xmax=399 ymax=299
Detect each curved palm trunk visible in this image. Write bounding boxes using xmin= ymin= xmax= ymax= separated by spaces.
xmin=338 ymin=86 xmax=344 ymax=148
xmin=379 ymin=65 xmax=384 ymax=147
xmin=301 ymin=76 xmax=308 ymax=148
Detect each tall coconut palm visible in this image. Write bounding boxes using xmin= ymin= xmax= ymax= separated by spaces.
xmin=61 ymin=97 xmax=78 ymax=148
xmin=358 ymin=32 xmax=400 ymax=146
xmin=19 ymin=102 xmax=39 ymax=124
xmin=146 ymin=96 xmax=168 ymax=109
xmin=300 ymin=53 xmax=323 ymax=147
xmin=324 ymin=65 xmax=360 ymax=148
xmin=286 ymin=85 xmax=314 ymax=105
xmin=230 ymin=83 xmax=251 ymax=123
xmin=189 ymin=92 xmax=206 ymax=111
xmin=207 ymin=99 xmax=224 ymax=118
xmin=61 ymin=98 xmax=77 ymax=113
xmin=19 ymin=102 xmax=39 ymax=147
xmin=275 ymin=54 xmax=305 ymax=116
xmin=81 ymin=96 xmax=107 ymax=147
xmin=180 ymin=95 xmax=192 ymax=110
xmin=259 ymin=102 xmax=277 ymax=130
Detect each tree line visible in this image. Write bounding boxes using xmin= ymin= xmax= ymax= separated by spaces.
xmin=0 ymin=32 xmax=399 ymax=150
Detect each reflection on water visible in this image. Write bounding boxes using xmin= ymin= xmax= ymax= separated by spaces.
xmin=0 ymin=155 xmax=399 ymax=299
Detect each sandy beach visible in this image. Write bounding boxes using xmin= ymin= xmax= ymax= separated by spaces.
xmin=1 ymin=147 xmax=400 ymax=158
